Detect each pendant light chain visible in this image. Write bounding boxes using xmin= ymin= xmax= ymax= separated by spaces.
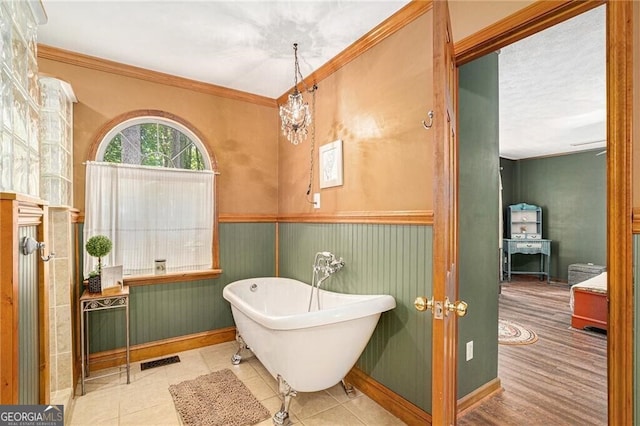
xmin=293 ymin=43 xmax=300 ymax=90
xmin=306 ymin=88 xmax=316 ymax=204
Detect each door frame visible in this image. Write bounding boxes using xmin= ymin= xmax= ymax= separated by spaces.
xmin=445 ymin=0 xmax=633 ymax=423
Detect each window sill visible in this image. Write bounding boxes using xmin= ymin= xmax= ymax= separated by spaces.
xmin=122 ymin=269 xmax=223 ymax=286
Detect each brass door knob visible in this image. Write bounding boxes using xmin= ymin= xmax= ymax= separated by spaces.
xmin=446 ymin=299 xmax=468 ymax=317
xmin=414 ymin=296 xmax=433 ymax=312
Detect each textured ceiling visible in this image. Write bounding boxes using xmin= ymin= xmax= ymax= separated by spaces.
xmin=498 ymin=6 xmax=605 ymax=159
xmin=37 ymin=2 xmax=605 ymax=160
xmin=38 ymin=0 xmax=410 ymax=99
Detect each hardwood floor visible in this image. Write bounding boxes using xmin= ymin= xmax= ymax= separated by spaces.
xmin=458 ymin=279 xmax=607 ymax=426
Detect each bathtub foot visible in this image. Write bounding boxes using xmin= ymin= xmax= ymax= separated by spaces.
xmin=231 ymin=332 xmax=249 ymax=365
xmin=231 ymin=353 xmax=242 ymax=365
xmin=273 ymin=375 xmax=297 ymax=425
xmin=341 ymin=379 xmax=356 ymax=397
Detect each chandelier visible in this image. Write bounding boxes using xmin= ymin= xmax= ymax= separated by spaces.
xmin=279 ymin=43 xmax=317 ymax=145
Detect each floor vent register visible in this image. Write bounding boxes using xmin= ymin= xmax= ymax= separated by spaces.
xmin=141 ymin=355 xmax=181 ymax=370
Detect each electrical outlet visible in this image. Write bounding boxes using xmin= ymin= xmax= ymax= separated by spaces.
xmin=466 ymin=341 xmax=474 ymax=361
xmin=313 ymin=193 xmax=320 ymax=209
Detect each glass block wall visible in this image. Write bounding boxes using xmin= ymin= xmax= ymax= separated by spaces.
xmin=0 ymin=2 xmax=41 ymax=197
xmin=40 ymin=77 xmax=75 ymax=206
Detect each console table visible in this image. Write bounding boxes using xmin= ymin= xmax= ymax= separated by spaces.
xmin=79 ymin=286 xmax=130 ymax=395
xmin=503 ymin=239 xmax=552 ymax=283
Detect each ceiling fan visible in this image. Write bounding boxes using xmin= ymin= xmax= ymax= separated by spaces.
xmin=570 ymin=139 xmax=606 ymax=156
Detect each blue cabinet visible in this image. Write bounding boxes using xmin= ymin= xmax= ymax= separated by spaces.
xmin=507 ymin=202 xmax=542 ymax=239
xmin=503 ymin=203 xmax=551 ymax=282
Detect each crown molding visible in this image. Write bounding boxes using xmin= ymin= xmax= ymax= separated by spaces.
xmin=37 ymin=44 xmax=277 ymax=108
xmin=276 ymin=0 xmax=433 ymax=105
xmin=454 ymin=0 xmax=604 ymax=65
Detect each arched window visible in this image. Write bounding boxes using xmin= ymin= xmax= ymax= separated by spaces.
xmin=96 ymin=116 xmax=211 ymax=170
xmin=84 ymin=113 xmax=218 ymax=279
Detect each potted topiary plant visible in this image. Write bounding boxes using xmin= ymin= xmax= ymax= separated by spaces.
xmin=85 ymin=235 xmax=112 ymax=293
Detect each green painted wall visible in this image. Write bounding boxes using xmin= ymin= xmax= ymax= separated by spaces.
xmin=278 ymin=223 xmax=433 ymax=412
xmin=457 ymin=53 xmax=500 ymax=398
xmin=87 ymin=222 xmax=276 ymax=352
xmin=501 ymin=151 xmax=606 ymax=280
xmin=500 ymin=158 xmax=517 ymax=237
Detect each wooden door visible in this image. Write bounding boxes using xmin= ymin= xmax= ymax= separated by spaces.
xmin=431 ymin=0 xmax=459 ymax=423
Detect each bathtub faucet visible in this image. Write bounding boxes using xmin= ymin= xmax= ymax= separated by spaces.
xmin=314 ymin=252 xmax=344 ymax=276
xmin=309 ymin=252 xmax=345 ymax=312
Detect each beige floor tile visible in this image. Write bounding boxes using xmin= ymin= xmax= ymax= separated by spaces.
xmin=129 ymin=363 xmax=168 ymax=386
xmin=227 ymin=361 xmax=260 ymax=381
xmin=119 ymin=401 xmax=181 ymax=426
xmin=241 ymin=375 xmax=278 ymax=401
xmin=164 ymin=354 xmax=211 ymax=385
xmin=69 ymin=342 xmax=401 ymax=426
xmin=342 ymin=394 xmax=406 ymax=425
xmin=290 ymin=391 xmax=340 ymax=420
xmin=70 ymin=386 xmax=121 ymax=425
xmin=247 ymin=359 xmax=278 ymax=392
xmin=69 ymin=414 xmax=119 ymax=426
xmin=300 ymin=404 xmax=365 ymax=426
xmin=201 ymin=353 xmax=235 ymax=373
xmin=119 ymin=378 xmax=174 ymax=417
xmin=84 ymin=366 xmax=128 ymax=384
xmin=324 ymin=382 xmax=362 ymax=404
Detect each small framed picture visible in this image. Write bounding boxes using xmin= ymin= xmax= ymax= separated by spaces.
xmin=319 ymin=139 xmax=343 ymax=189
xmin=100 ymin=265 xmax=123 ymax=293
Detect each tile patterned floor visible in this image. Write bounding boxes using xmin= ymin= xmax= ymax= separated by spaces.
xmin=70 ymin=341 xmax=406 ymax=425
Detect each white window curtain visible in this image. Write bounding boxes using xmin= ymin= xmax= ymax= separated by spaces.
xmin=84 ymin=161 xmax=214 ymax=278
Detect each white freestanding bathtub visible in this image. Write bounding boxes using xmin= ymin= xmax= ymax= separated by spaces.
xmin=222 ymin=277 xmax=396 ymax=424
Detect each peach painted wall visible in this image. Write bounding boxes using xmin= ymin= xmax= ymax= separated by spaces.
xmin=37 ymin=0 xmax=637 ymax=215
xmin=278 ymin=12 xmax=434 ymax=214
xmin=450 ymin=0 xmax=536 ymax=42
xmin=37 ymin=58 xmax=279 ymax=216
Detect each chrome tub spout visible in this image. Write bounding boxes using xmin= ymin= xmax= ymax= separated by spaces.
xmin=308 ymin=252 xmax=345 ymax=312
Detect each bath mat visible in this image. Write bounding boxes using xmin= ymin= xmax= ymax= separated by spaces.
xmin=498 ymin=319 xmax=538 ymax=345
xmin=169 ymin=368 xmax=270 ymax=426
xmin=141 ymin=355 xmax=180 ymax=370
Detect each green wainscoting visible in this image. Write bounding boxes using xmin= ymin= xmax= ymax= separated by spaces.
xmin=458 ymin=53 xmax=500 ymax=399
xmin=501 ymin=151 xmax=606 ymax=281
xmin=278 ymin=222 xmax=433 ymax=412
xmin=18 ymin=225 xmax=39 ymax=404
xmin=634 ymin=236 xmax=639 ymax=424
xmin=86 ymin=222 xmax=276 ymax=352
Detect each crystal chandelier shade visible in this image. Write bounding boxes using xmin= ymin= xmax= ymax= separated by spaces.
xmin=279 ymin=43 xmax=314 ymax=145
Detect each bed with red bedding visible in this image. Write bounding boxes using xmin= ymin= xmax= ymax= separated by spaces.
xmin=570 ymin=272 xmax=607 ymax=331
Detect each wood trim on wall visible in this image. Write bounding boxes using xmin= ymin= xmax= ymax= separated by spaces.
xmin=37 ymin=45 xmax=277 ymax=108
xmin=454 ymin=0 xmax=634 ymax=423
xmin=631 ymin=207 xmax=640 ymax=233
xmin=86 ymin=327 xmax=236 ymax=372
xmin=219 ymin=214 xmax=278 ymax=223
xmin=277 ymin=210 xmax=434 ymax=225
xmin=606 ymin=2 xmax=634 ymax=424
xmin=345 ymin=367 xmax=431 ymax=425
xmin=454 ymin=0 xmax=605 ymax=66
xmin=0 ymin=196 xmax=50 ymax=403
xmin=276 ymin=0 xmax=433 ymax=105
xmin=121 ymin=269 xmax=223 ymax=287
xmin=75 ymin=212 xmax=432 ymax=225
xmin=37 ymin=206 xmax=51 ymax=403
xmin=0 ymin=198 xmax=20 ymax=403
xmin=69 ymin=208 xmax=81 ymax=224
xmin=456 ymin=378 xmax=502 ymax=415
